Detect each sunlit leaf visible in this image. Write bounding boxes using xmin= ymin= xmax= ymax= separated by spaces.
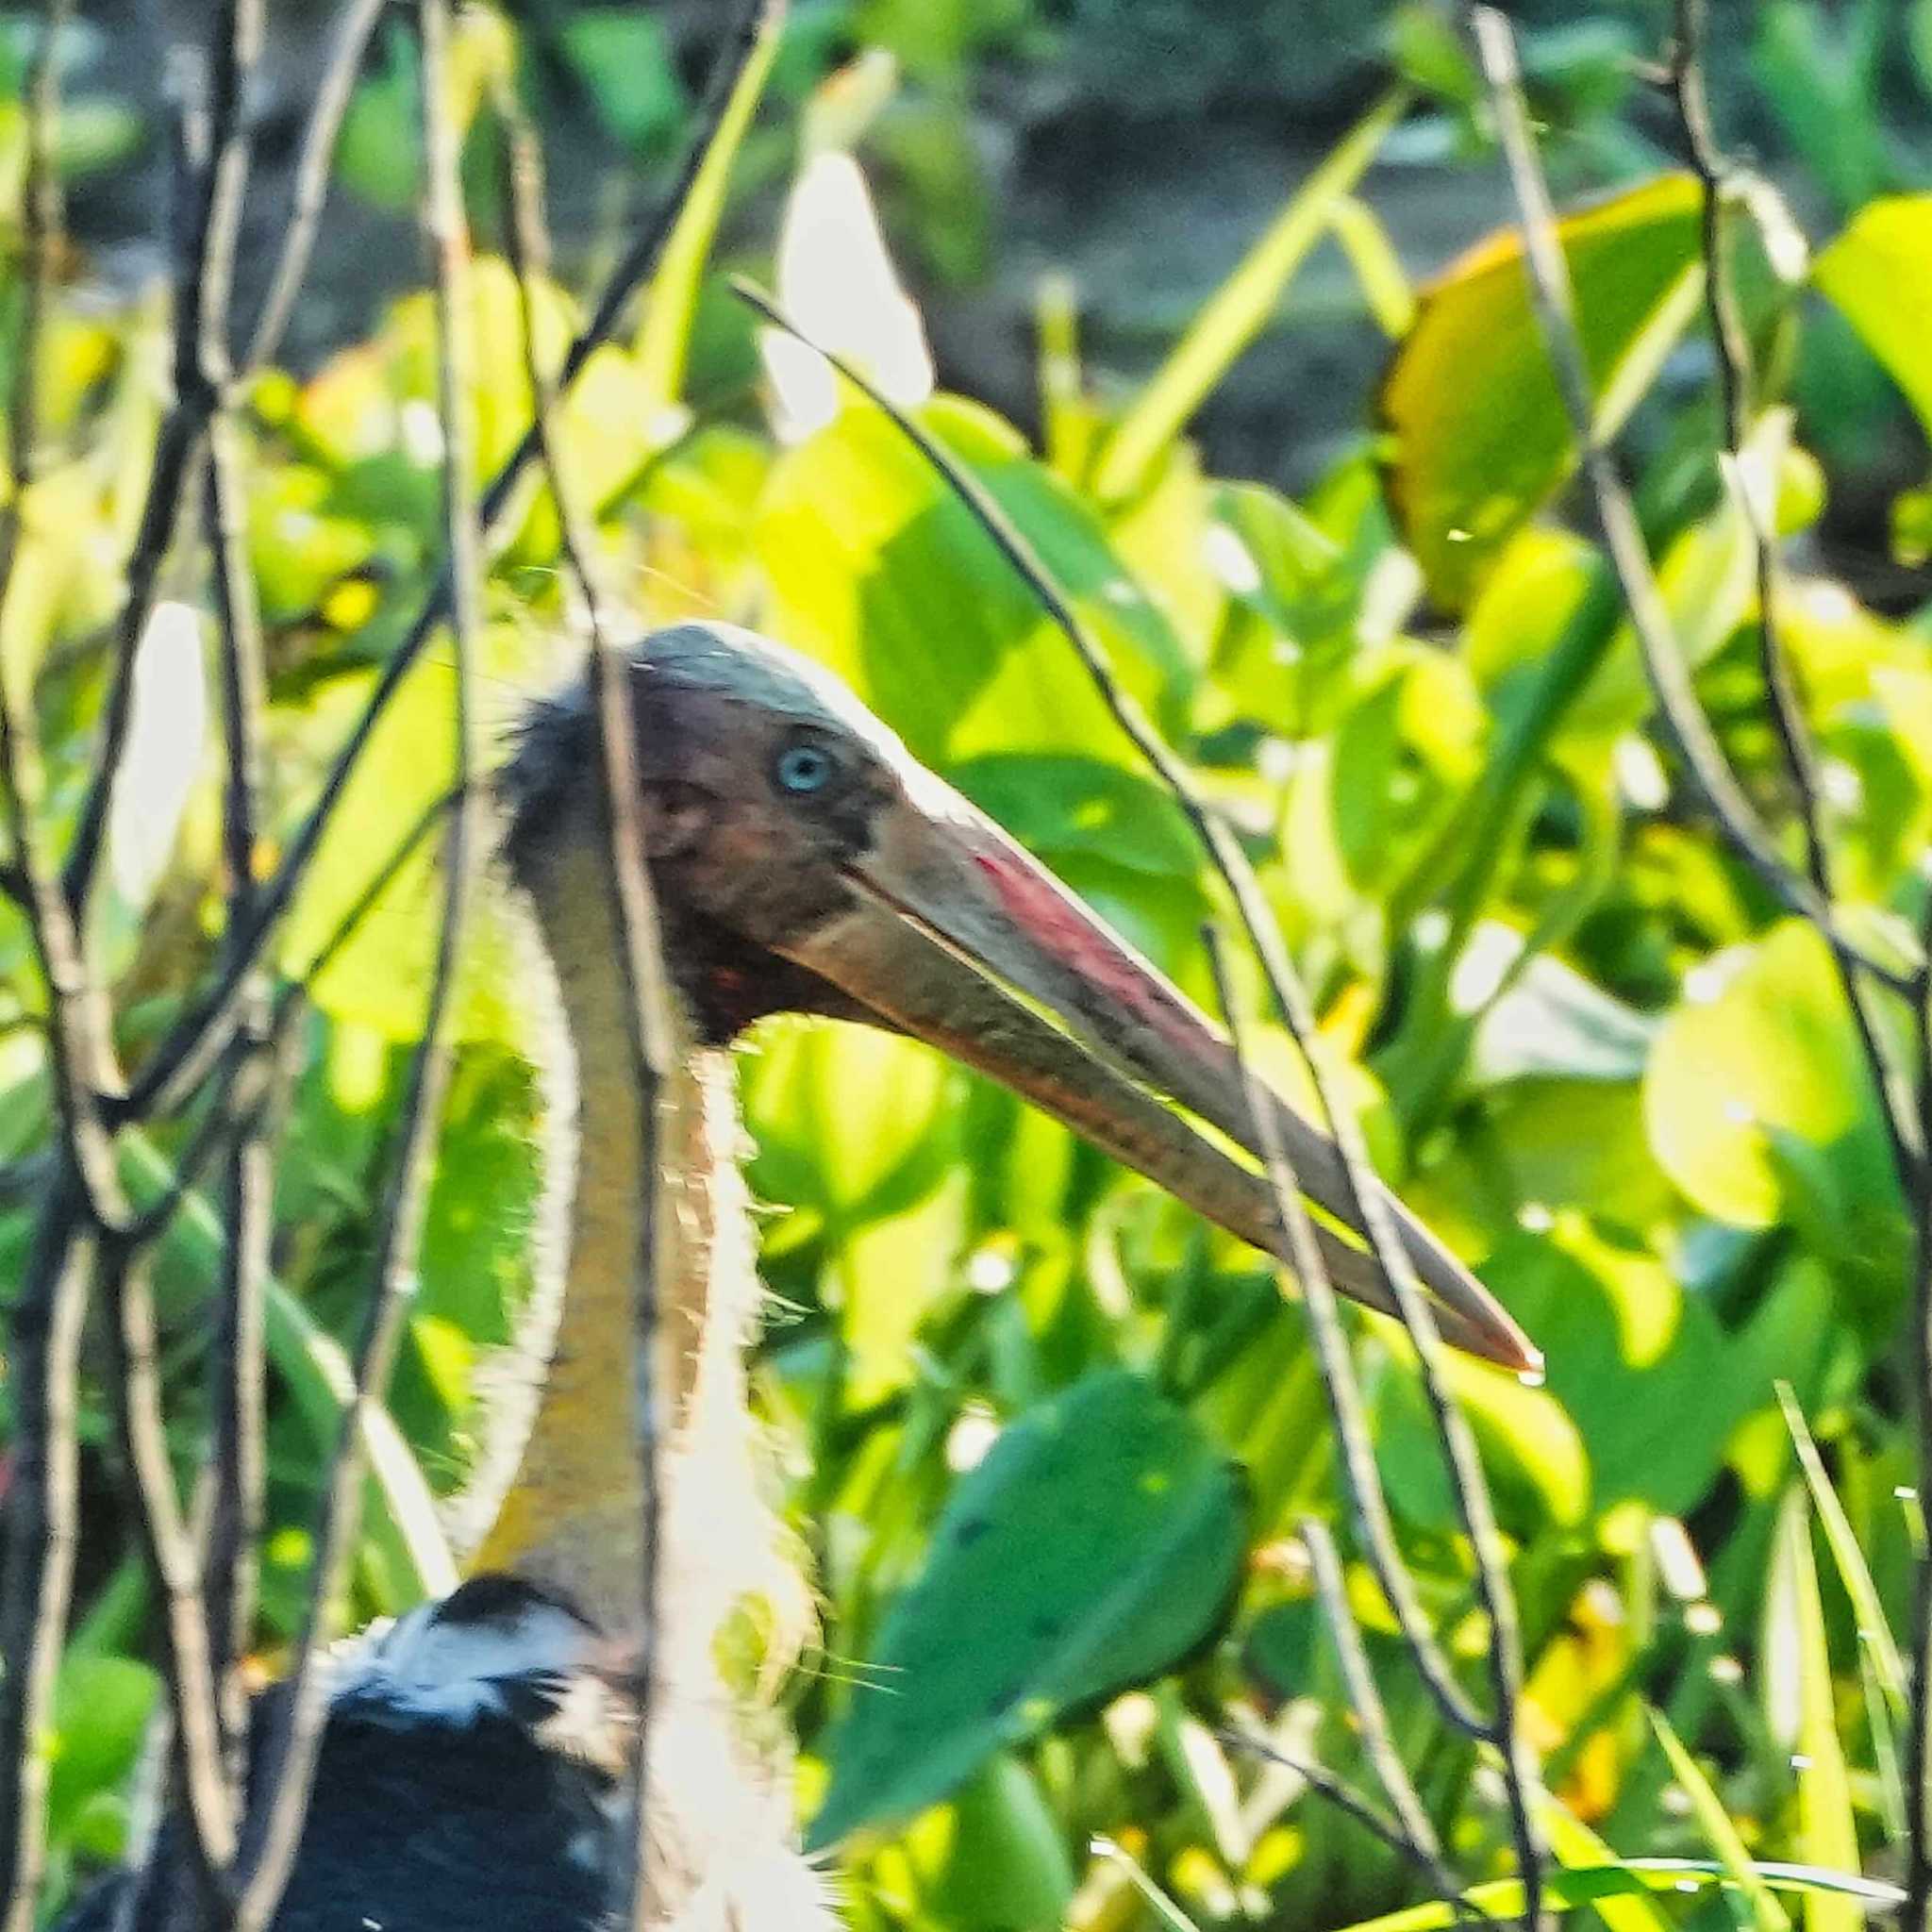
xmin=758 ymin=395 xmax=1190 ymax=774
xmin=808 ymin=1371 xmax=1245 ymax=1847
xmin=106 ymin=600 xmax=207 ymax=915
xmin=1477 ymin=1216 xmax=1735 ymax=1518
xmin=1776 ymin=1384 xmax=1907 ymax=1718
xmin=1376 ymin=1338 xmax=1591 ymax=1533
xmin=1333 ymin=1860 xmax=1898 ymax=1932
xmin=1764 ymin=1490 xmax=1862 ymax=1932
xmin=1525 ymin=1798 xmax=1667 ymax=1932
xmin=761 ymin=150 xmax=934 ymax=441
xmin=907 ymin=1755 xmax=1078 ymax=1932
xmin=1644 ymin=921 xmax=1902 ymax=1252
xmin=46 ymin=1656 xmax=158 ymax=1849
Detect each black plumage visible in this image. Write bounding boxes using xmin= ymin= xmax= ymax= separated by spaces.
xmin=61 ymin=1579 xmax=635 ymax=1932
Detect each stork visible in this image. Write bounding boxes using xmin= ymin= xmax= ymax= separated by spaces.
xmin=68 ymin=621 xmax=1536 ymax=1932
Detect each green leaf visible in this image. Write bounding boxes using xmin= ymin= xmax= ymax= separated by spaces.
xmin=1536 ymin=1790 xmax=1676 ymax=1932
xmin=278 ymin=631 xmax=541 ymax=1045
xmin=1814 ymin=196 xmax=1932 ymax=438
xmin=46 ymin=1656 xmax=158 ymax=1848
xmin=1764 ymin=1490 xmax=1862 ymax=1932
xmin=1470 ymin=949 xmax=1657 ymax=1087
xmin=1775 ymin=1382 xmax=1907 ymax=1719
xmin=1380 ymin=175 xmax=1711 ymax=609
xmin=757 ymin=396 xmax=1189 ymax=774
xmin=558 ymin=11 xmax=686 ymax=155
xmin=1648 ymin=1707 xmax=1792 ymax=1932
xmin=1376 ymin=1339 xmax=1591 ymax=1534
xmin=909 ymin=1756 xmax=1078 ymax=1932
xmin=1092 ymin=91 xmax=1407 ymax=505
xmin=807 ymin=1370 xmax=1246 ymax=1848
xmin=633 ymin=0 xmax=783 ymax=410
xmin=1477 ymin=1216 xmax=1736 ymax=1519
xmin=1329 ymin=1862 xmax=1900 ymax=1932
xmin=1643 ymin=920 xmax=1902 ymax=1240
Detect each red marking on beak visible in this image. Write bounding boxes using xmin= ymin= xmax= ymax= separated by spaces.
xmin=971 ymin=849 xmax=1200 ymax=1055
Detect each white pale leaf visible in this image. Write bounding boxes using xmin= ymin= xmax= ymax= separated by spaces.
xmin=762 ymin=150 xmax=934 ymax=442
xmin=108 ymin=599 xmax=208 ymax=910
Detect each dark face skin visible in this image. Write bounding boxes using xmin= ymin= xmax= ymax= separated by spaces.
xmin=502 ymin=620 xmax=1539 ymax=1375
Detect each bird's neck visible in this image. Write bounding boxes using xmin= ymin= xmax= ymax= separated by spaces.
xmin=465 ymin=827 xmax=758 ymax=1635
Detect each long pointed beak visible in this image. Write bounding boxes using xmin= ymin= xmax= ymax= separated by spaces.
xmin=772 ymin=772 xmax=1541 ymax=1376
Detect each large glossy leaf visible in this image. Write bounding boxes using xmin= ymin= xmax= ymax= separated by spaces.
xmin=1814 ymin=196 xmax=1932 ymax=436
xmin=807 ymin=1370 xmax=1246 ymax=1848
xmin=1381 ymin=175 xmax=1716 ymax=608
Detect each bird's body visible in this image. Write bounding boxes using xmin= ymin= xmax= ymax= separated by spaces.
xmin=69 ymin=623 xmax=1537 ymax=1931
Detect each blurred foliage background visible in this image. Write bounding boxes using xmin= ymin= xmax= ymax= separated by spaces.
xmin=7 ymin=0 xmax=1932 ymax=1926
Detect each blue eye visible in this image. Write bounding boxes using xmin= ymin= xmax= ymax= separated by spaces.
xmin=774 ymin=741 xmax=837 ymax=794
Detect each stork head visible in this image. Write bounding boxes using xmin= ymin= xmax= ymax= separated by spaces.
xmin=504 ymin=621 xmax=1537 ymax=1374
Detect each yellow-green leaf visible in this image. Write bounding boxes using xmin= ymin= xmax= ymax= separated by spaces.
xmin=1380 ymin=174 xmax=1707 ymax=609
xmin=1814 ymin=196 xmax=1932 ymax=438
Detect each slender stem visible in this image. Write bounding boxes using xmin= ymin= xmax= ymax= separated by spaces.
xmin=204 ymin=270 xmax=275 ymax=1803
xmin=0 ymin=0 xmax=126 ymax=1231
xmin=230 ymin=6 xmax=483 ymax=1921
xmin=1907 ymin=900 xmax=1932 ymax=1926
xmin=1216 ymin=1726 xmax=1490 ymax=1917
xmin=1299 ymin=1517 xmax=1457 ymax=1889
xmin=0 ymin=1178 xmax=92 ymax=1932
xmin=99 ymin=1241 xmax=240 ymax=1910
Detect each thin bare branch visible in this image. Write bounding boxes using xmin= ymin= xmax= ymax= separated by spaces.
xmin=1215 ymin=1725 xmax=1488 ymax=1916
xmin=0 ymin=0 xmax=128 ymax=1232
xmin=737 ymin=282 xmax=1543 ymax=1924
xmin=99 ymin=1241 xmax=240 ymax=1910
xmin=243 ymin=0 xmax=391 ymax=372
xmin=204 ymin=233 xmax=275 ymax=1803
xmin=1666 ymin=0 xmax=1922 ymax=1190
xmin=0 ymin=26 xmax=128 ymax=1921
xmin=1299 ymin=1517 xmax=1456 ymax=1887
xmin=230 ymin=4 xmax=484 ymax=1919
xmin=1907 ymin=886 xmax=1932 ymax=1925
xmin=0 ymin=1185 xmax=92 ymax=1932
